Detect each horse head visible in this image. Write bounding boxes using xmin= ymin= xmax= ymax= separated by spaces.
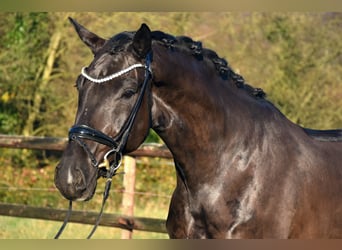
xmin=55 ymin=18 xmax=153 ymax=201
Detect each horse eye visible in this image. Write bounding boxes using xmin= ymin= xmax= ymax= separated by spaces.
xmin=122 ymin=89 xmax=136 ymax=99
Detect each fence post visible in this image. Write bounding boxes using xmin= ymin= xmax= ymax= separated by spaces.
xmin=121 ymin=155 xmax=136 ymax=239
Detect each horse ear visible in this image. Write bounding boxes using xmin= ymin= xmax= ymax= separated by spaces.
xmin=133 ymin=23 xmax=152 ymax=58
xmin=69 ymin=17 xmax=106 ymax=54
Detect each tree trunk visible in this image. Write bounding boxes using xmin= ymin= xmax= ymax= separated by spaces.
xmin=22 ymin=20 xmax=63 ymax=136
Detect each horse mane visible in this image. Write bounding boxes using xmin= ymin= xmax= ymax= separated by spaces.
xmin=151 ymin=30 xmax=266 ymax=99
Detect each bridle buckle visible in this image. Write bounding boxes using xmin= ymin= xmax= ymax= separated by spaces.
xmin=98 ymin=149 xmax=123 ymax=178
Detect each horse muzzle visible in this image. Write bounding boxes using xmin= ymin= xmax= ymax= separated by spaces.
xmin=54 ymin=155 xmax=98 ymax=201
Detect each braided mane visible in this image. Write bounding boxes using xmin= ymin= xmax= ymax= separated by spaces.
xmin=151 ymin=30 xmax=266 ymax=99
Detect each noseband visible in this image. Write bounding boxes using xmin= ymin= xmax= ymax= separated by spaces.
xmin=55 ymin=52 xmax=153 ymax=239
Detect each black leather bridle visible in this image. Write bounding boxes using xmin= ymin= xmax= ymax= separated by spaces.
xmin=55 ymin=52 xmax=153 ymax=239
xmin=70 ymin=51 xmax=152 ymax=170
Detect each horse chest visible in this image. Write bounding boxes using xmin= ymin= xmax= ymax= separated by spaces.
xmin=167 ymin=181 xmax=260 ymax=238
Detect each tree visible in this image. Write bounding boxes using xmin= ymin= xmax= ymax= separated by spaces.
xmin=0 ymin=13 xmax=51 ymax=135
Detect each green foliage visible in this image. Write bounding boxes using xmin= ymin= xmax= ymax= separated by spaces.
xmin=260 ymin=13 xmax=342 ymax=128
xmin=0 ymin=112 xmax=19 ymax=134
xmin=0 ymin=13 xmax=51 ymax=133
xmin=145 ymin=129 xmax=162 ymax=143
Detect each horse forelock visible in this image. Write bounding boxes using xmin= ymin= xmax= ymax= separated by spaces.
xmin=106 ymin=32 xmax=135 ymax=53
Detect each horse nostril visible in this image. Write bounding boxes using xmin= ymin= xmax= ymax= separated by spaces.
xmin=75 ymin=183 xmax=86 ymax=192
xmin=55 ymin=163 xmax=95 ymax=201
xmin=74 ymin=168 xmax=87 ymax=191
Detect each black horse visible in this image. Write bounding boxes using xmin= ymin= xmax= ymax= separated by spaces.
xmin=55 ymin=18 xmax=342 ymax=238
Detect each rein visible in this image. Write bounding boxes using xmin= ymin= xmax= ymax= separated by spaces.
xmin=54 ymin=52 xmax=152 ymax=239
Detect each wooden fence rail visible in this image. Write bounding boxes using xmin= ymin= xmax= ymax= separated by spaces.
xmin=0 ymin=202 xmax=167 ymax=234
xmin=0 ymin=134 xmax=173 ymax=158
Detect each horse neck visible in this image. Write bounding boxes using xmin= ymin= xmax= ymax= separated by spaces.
xmin=150 ymin=46 xmax=280 ymax=185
